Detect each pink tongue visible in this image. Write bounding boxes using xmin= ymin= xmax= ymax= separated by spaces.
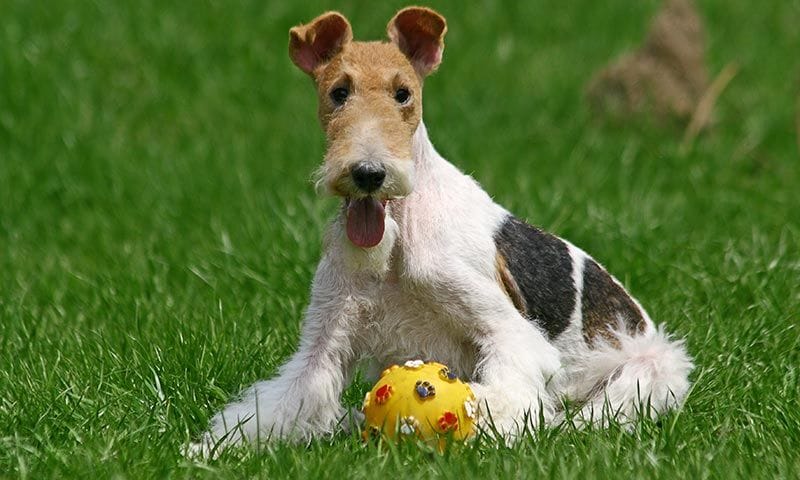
xmin=346 ymin=198 xmax=385 ymax=248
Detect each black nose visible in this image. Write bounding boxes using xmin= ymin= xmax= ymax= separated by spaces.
xmin=351 ymin=162 xmax=386 ymax=193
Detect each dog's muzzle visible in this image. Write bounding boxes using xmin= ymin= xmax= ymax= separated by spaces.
xmin=351 ymin=162 xmax=386 ymax=193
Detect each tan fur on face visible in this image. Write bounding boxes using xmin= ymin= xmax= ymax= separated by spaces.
xmin=313 ymin=42 xmax=422 ymax=198
xmin=289 ymin=8 xmax=447 ymax=200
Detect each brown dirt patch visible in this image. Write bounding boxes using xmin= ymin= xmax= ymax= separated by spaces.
xmin=586 ymin=0 xmax=710 ymax=123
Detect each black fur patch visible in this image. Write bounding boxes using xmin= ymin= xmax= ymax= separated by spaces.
xmin=494 ymin=215 xmax=576 ymax=339
xmin=581 ymin=258 xmax=645 ymax=344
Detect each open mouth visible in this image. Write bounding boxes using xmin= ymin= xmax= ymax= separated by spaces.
xmin=345 ymin=197 xmax=387 ymax=248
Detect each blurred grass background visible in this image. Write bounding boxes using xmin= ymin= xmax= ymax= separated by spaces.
xmin=1 ymin=0 xmax=798 ymax=478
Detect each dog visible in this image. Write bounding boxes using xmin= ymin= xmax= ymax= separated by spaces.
xmin=190 ymin=6 xmax=693 ymax=456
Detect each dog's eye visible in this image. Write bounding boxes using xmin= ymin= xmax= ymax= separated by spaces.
xmin=330 ymin=87 xmax=349 ymax=105
xmin=394 ymin=88 xmax=411 ymax=105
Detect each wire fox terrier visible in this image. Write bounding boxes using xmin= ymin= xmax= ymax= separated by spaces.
xmin=191 ymin=6 xmax=693 ymax=456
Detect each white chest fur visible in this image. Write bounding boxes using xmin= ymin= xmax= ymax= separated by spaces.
xmin=334 ymin=123 xmax=509 ymax=378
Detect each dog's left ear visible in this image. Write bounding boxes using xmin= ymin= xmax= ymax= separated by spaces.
xmin=387 ymin=7 xmax=447 ymax=77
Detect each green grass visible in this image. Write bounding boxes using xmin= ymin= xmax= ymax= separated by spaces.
xmin=2 ymin=0 xmax=799 ymax=478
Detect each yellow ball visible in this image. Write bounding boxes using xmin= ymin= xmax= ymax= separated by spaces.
xmin=362 ymin=360 xmax=478 ymax=444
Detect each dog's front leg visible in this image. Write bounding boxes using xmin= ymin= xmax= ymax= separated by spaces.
xmin=191 ymin=259 xmax=359 ymax=457
xmin=468 ymin=307 xmax=562 ymax=439
xmin=432 ymin=269 xmax=562 ymax=438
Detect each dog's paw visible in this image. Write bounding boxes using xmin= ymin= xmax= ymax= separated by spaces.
xmin=188 ymin=381 xmax=349 ymax=457
xmin=183 ymin=426 xmax=260 ymax=460
xmin=182 ymin=434 xmax=218 ymax=460
xmin=469 ymin=382 xmax=552 ymax=440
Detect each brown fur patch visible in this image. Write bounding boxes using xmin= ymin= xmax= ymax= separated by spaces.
xmin=496 ymin=252 xmax=527 ymax=317
xmin=586 ymin=0 xmax=709 ymax=123
xmin=581 ymin=259 xmax=647 ymax=347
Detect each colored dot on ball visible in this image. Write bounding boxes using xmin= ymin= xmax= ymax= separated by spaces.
xmin=375 ymin=384 xmax=393 ymax=404
xmin=439 ymin=367 xmax=458 ymax=381
xmin=414 ymin=380 xmax=436 ymax=399
xmin=438 ymin=411 xmax=459 ymax=431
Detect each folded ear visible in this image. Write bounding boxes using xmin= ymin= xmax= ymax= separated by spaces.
xmin=387 ymin=7 xmax=447 ymax=76
xmin=289 ymin=12 xmax=352 ymax=75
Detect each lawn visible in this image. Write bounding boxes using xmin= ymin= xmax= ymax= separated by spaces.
xmin=1 ymin=0 xmax=799 ymax=478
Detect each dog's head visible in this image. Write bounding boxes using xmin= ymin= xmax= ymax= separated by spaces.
xmin=289 ymin=7 xmax=447 ymax=248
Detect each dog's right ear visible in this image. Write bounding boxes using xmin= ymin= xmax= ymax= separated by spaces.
xmin=289 ymin=12 xmax=352 ymax=75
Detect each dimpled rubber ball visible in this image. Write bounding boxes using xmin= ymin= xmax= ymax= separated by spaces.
xmin=362 ymin=360 xmax=478 ymax=444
